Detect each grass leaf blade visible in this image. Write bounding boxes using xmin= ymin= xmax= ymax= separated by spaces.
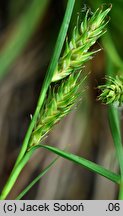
xmin=16 ymin=0 xmax=75 ymax=164
xmin=108 ymin=105 xmax=123 ymax=199
xmin=16 ymin=157 xmax=58 ymax=200
xmin=40 ymin=144 xmax=120 ymax=184
xmin=0 ymin=0 xmax=75 ymax=200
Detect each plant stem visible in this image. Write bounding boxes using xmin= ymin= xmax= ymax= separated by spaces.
xmin=119 ymin=181 xmax=123 ymax=200
xmin=14 ymin=0 xmax=75 ymax=166
xmin=106 ymin=55 xmax=123 ymax=200
xmin=0 ymin=149 xmax=35 ymax=200
xmin=108 ymin=106 xmax=123 ymax=200
xmin=0 ymin=0 xmax=75 ymax=200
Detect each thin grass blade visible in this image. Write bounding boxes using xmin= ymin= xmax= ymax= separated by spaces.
xmin=108 ymin=105 xmax=123 ymax=199
xmin=0 ymin=0 xmax=75 ymax=200
xmin=16 ymin=157 xmax=58 ymax=200
xmin=16 ymin=0 xmax=75 ymax=164
xmin=105 ymin=56 xmax=123 ymax=199
xmin=40 ymin=144 xmax=120 ymax=184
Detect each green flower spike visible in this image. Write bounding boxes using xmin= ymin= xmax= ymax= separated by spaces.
xmin=28 ymin=5 xmax=111 ymax=149
xmin=52 ymin=4 xmax=112 ymax=82
xmin=98 ymin=76 xmax=123 ymax=107
xmin=28 ymin=72 xmax=82 ymax=148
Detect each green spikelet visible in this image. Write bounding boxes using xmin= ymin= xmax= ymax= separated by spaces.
xmin=28 ymin=72 xmax=83 ymax=148
xmin=27 ymin=5 xmax=111 ymax=150
xmin=98 ymin=76 xmax=123 ymax=107
xmin=52 ymin=5 xmax=112 ymax=82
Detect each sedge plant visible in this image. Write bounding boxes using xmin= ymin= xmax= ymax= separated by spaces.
xmin=87 ymin=0 xmax=123 ymax=200
xmin=98 ymin=60 xmax=123 ymax=200
xmin=0 ymin=2 xmax=117 ymax=200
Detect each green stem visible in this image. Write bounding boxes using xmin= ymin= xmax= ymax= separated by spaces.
xmin=0 ymin=149 xmax=35 ymax=200
xmin=106 ymin=54 xmax=123 ymax=200
xmin=108 ymin=106 xmax=123 ymax=200
xmin=0 ymin=0 xmax=75 ymax=200
xmin=119 ymin=181 xmax=123 ymax=200
xmin=15 ymin=0 xmax=75 ymax=166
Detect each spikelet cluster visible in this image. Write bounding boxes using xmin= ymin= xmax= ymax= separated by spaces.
xmin=52 ymin=5 xmax=111 ymax=82
xmin=98 ymin=76 xmax=123 ymax=107
xmin=29 ymin=73 xmax=82 ymax=147
xmin=28 ymin=5 xmax=111 ymax=149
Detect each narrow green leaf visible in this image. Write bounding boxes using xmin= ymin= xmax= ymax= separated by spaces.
xmin=0 ymin=0 xmax=50 ymax=79
xmin=108 ymin=105 xmax=123 ymax=199
xmin=105 ymin=56 xmax=123 ymax=199
xmin=16 ymin=157 xmax=58 ymax=200
xmin=108 ymin=106 xmax=123 ymax=173
xmin=16 ymin=0 xmax=75 ymax=165
xmin=40 ymin=144 xmax=120 ymax=184
xmin=0 ymin=0 xmax=75 ymax=200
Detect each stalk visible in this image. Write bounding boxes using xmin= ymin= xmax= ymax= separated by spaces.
xmin=14 ymin=0 xmax=75 ymax=166
xmin=98 ymin=56 xmax=123 ymax=199
xmin=108 ymin=106 xmax=123 ymax=200
xmin=28 ymin=5 xmax=112 ymax=149
xmin=0 ymin=149 xmax=35 ymax=200
xmin=0 ymin=0 xmax=75 ymax=200
xmin=0 ymin=4 xmax=111 ymax=199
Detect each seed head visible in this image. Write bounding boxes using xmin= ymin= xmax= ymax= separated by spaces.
xmin=52 ymin=4 xmax=112 ymax=82
xmin=98 ymin=76 xmax=123 ymax=107
xmin=28 ymin=72 xmax=83 ymax=148
xmin=28 ymin=5 xmax=111 ymax=149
